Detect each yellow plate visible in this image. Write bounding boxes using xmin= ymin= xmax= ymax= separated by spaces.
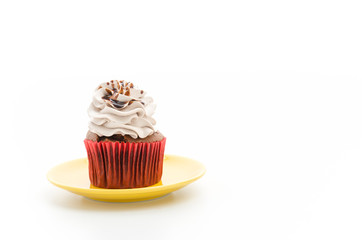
xmin=47 ymin=155 xmax=206 ymax=202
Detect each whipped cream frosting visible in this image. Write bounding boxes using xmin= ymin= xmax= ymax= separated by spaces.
xmin=88 ymin=80 xmax=157 ymax=139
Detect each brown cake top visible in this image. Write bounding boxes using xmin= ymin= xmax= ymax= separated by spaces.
xmin=86 ymin=130 xmax=164 ymax=143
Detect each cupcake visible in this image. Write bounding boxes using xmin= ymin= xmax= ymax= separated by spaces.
xmin=84 ymin=80 xmax=166 ymax=189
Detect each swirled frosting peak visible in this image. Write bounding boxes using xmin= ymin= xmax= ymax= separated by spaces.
xmin=88 ymin=80 xmax=157 ymax=139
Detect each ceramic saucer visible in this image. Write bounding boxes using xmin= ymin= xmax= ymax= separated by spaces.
xmin=47 ymin=155 xmax=206 ymax=202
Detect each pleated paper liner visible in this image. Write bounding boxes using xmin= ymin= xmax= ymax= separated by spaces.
xmin=89 ymin=181 xmax=163 ymax=189
xmin=84 ymin=138 xmax=166 ymax=189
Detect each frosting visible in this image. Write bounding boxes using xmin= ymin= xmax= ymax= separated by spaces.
xmin=88 ymin=80 xmax=157 ymax=139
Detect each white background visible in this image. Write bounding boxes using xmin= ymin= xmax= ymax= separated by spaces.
xmin=2 ymin=0 xmax=362 ymax=239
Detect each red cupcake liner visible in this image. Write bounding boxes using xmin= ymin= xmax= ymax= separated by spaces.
xmin=84 ymin=138 xmax=166 ymax=189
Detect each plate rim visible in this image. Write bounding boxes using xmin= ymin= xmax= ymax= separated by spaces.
xmin=47 ymin=154 xmax=206 ymax=194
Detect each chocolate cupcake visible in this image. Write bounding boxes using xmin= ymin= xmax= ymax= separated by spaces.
xmin=84 ymin=80 xmax=166 ymax=189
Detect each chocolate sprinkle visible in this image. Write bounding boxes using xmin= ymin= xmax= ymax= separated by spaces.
xmin=105 ymin=88 xmax=113 ymax=95
xmin=99 ymin=80 xmax=143 ymax=109
xmin=109 ymin=98 xmax=128 ymax=108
